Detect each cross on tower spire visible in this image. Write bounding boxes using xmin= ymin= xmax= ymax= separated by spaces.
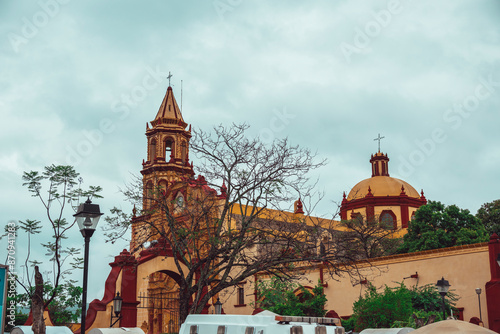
xmin=374 ymin=133 xmax=385 ymax=152
xmin=167 ymin=71 xmax=173 ymax=87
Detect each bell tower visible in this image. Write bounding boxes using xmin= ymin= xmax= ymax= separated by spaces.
xmin=141 ymin=85 xmax=194 ymax=210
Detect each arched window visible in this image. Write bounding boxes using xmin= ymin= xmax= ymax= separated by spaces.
xmin=294 ymin=286 xmax=314 ymax=303
xmin=145 ymin=181 xmax=154 ymax=208
xmin=150 ymin=139 xmax=157 ymax=161
xmin=237 ymin=285 xmax=245 ymax=305
xmin=181 ymin=141 xmax=187 ymax=164
xmin=379 ymin=210 xmax=397 ymax=230
xmin=165 ymin=139 xmax=173 ymax=161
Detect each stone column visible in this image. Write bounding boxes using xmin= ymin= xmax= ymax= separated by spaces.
xmin=114 ymin=249 xmax=140 ymax=327
xmin=485 ymin=233 xmax=500 ymax=332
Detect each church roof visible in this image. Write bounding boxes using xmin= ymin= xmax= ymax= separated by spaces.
xmin=152 ymin=86 xmax=186 ymax=128
xmin=346 ymin=151 xmax=422 ymax=200
xmin=347 ymin=176 xmax=420 ymax=200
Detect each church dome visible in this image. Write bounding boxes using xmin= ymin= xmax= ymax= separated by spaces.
xmin=347 ymin=176 xmax=420 ymax=200
xmin=340 ymin=149 xmax=426 ymax=227
xmin=346 ymin=151 xmax=420 ymax=200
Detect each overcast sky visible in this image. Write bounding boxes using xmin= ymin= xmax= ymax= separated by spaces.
xmin=1 ymin=1 xmax=500 ymax=303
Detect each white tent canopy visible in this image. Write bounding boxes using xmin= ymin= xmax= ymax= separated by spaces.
xmin=360 ymin=328 xmax=414 ymax=334
xmin=411 ymin=320 xmax=496 ymax=333
xmin=88 ymin=328 xmax=145 ymax=334
xmin=11 ymin=327 xmax=73 ymax=334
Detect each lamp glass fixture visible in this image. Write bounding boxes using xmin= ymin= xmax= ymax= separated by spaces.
xmin=436 ymin=277 xmax=450 ymax=294
xmin=73 ymin=198 xmax=103 ymax=231
xmin=113 ymin=292 xmax=123 ymax=315
xmin=475 ymin=288 xmax=482 ymax=295
xmin=214 ymin=297 xmax=222 ymax=315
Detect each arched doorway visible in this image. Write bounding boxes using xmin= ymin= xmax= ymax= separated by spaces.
xmin=140 ymin=271 xmax=182 ymax=334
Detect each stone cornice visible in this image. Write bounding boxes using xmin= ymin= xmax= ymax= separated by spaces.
xmin=255 ymin=242 xmax=489 ymax=276
xmin=357 ymin=242 xmax=488 ymax=267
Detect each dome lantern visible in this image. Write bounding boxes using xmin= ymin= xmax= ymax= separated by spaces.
xmin=370 ymin=152 xmax=390 ymax=177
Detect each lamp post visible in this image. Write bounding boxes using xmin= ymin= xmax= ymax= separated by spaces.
xmin=214 ymin=297 xmax=222 ymax=315
xmin=74 ymin=198 xmax=103 ymax=334
xmin=436 ymin=277 xmax=451 ymax=321
xmin=110 ymin=292 xmax=123 ymax=327
xmin=475 ymin=288 xmax=482 ymax=322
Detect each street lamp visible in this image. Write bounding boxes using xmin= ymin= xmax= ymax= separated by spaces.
xmin=110 ymin=292 xmax=123 ymax=327
xmin=214 ymin=297 xmax=222 ymax=315
xmin=74 ymin=198 xmax=103 ymax=334
xmin=475 ymin=288 xmax=482 ymax=322
xmin=436 ymin=277 xmax=451 ymax=321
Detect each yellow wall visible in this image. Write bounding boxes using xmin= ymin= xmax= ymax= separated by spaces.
xmin=87 ymin=270 xmax=122 ymax=330
xmin=221 ymin=243 xmax=490 ymax=327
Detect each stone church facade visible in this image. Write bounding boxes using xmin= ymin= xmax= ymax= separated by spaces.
xmin=81 ymin=85 xmax=500 ymax=333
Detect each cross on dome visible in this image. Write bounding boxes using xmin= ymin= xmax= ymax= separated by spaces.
xmin=373 ymin=133 xmax=385 ymax=152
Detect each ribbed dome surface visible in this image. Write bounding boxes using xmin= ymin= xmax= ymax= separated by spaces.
xmin=347 ymin=176 xmax=420 ymax=200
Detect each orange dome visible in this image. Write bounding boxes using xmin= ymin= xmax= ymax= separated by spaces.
xmin=347 ymin=176 xmax=420 ymax=200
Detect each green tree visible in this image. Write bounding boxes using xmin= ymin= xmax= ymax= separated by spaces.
xmin=409 ymin=283 xmax=457 ymax=313
xmin=398 ymin=201 xmax=488 ymax=253
xmin=2 ymin=165 xmax=101 ymax=334
xmin=47 ymin=282 xmax=83 ymax=325
xmin=346 ymin=283 xmax=457 ymax=332
xmin=350 ymin=284 xmax=413 ymax=331
xmin=476 ymin=199 xmax=500 ymax=235
xmin=256 ymin=277 xmax=327 ymax=317
xmin=7 ymin=282 xmax=82 ymax=327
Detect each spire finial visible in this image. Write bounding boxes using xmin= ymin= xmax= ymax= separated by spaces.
xmin=167 ymin=71 xmax=173 ymax=86
xmin=366 ymin=186 xmax=373 ymax=197
xmin=373 ymin=133 xmax=385 ymax=153
xmin=294 ymin=198 xmax=304 ymax=214
xmin=374 ymin=133 xmax=385 ymax=152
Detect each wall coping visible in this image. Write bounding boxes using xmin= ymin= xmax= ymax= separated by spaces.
xmin=255 ymin=242 xmax=490 ymax=277
xmin=355 ymin=242 xmax=489 ymax=268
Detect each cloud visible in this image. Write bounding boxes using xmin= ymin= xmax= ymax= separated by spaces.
xmin=1 ymin=0 xmax=500 ymax=301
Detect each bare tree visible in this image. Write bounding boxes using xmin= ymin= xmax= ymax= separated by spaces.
xmin=339 ymin=214 xmax=402 ymax=259
xmin=105 ymin=124 xmax=363 ymax=323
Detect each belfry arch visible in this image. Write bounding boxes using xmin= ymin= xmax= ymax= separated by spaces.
xmin=163 ymin=137 xmax=174 ymax=161
xmin=149 ymin=139 xmax=157 ymax=162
